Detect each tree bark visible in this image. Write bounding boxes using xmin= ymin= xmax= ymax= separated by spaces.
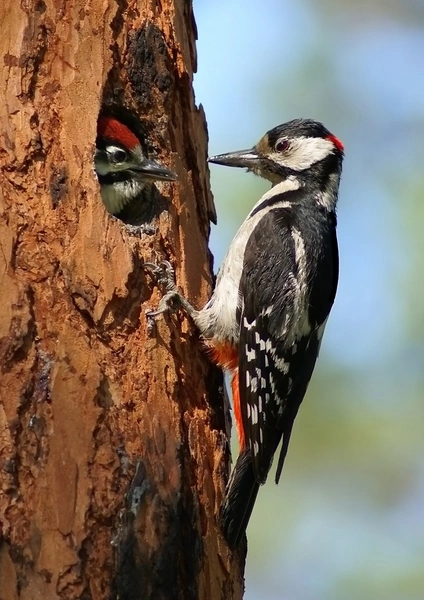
xmin=0 ymin=1 xmax=245 ymax=598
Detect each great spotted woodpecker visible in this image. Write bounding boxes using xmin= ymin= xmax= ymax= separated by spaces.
xmin=94 ymin=116 xmax=177 ymax=215
xmin=145 ymin=118 xmax=344 ymax=549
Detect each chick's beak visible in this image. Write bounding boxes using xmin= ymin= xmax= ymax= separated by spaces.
xmin=208 ymin=148 xmax=260 ymax=169
xmin=133 ymin=158 xmax=177 ymax=182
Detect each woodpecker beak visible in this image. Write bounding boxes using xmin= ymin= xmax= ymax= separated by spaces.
xmin=132 ymin=159 xmax=177 ymax=182
xmin=208 ymin=148 xmax=260 ymax=169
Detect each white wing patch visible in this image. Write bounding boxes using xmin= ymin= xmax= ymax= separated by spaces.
xmin=276 ymin=228 xmax=311 ymax=342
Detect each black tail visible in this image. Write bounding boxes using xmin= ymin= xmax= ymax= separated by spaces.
xmin=275 ymin=418 xmax=294 ymax=484
xmin=219 ymin=449 xmax=260 ymax=550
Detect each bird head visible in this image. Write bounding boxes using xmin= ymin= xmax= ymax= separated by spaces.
xmin=95 ymin=116 xmax=177 ymax=215
xmin=209 ymin=119 xmax=344 ymax=187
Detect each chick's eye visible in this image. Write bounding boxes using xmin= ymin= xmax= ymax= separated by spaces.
xmin=112 ymin=149 xmax=128 ymax=162
xmin=108 ymin=147 xmax=128 ymax=163
xmin=275 ymin=139 xmax=290 ymax=152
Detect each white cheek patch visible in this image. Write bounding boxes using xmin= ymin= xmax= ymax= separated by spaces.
xmin=270 ymin=136 xmax=335 ymax=171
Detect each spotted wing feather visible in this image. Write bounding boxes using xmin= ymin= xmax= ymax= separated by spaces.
xmin=238 ymin=206 xmax=338 ymax=484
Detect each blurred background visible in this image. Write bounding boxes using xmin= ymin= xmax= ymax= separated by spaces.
xmin=193 ymin=1 xmax=424 ymax=599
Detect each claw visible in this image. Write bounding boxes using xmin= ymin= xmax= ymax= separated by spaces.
xmin=143 ymin=260 xmax=173 ymax=275
xmin=143 ymin=261 xmax=177 ymax=294
xmin=143 ymin=260 xmax=197 ymax=328
xmin=144 ymin=260 xmax=182 ymax=322
xmin=145 ymin=290 xmax=182 ymax=318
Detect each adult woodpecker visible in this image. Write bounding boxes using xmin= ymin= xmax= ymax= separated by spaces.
xmin=145 ymin=118 xmax=344 ymax=549
xmin=94 ymin=116 xmax=177 ymax=215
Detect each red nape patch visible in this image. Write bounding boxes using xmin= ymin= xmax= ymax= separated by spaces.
xmin=327 ymin=134 xmax=344 ymax=153
xmin=97 ymin=116 xmax=140 ymax=150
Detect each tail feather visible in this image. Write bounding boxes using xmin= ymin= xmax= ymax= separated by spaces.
xmin=275 ymin=419 xmax=294 ymax=484
xmin=219 ymin=449 xmax=259 ymax=550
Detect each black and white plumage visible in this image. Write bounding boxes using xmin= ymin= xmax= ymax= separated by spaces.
xmin=94 ymin=116 xmax=177 ymax=215
xmin=237 ymin=200 xmax=338 ymax=485
xmin=145 ymin=118 xmax=344 ymax=549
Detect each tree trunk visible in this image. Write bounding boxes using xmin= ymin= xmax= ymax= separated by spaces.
xmin=0 ymin=1 xmax=245 ymax=598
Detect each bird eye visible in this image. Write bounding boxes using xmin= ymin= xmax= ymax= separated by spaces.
xmin=275 ymin=138 xmax=290 ymax=153
xmin=108 ymin=146 xmax=128 ymax=163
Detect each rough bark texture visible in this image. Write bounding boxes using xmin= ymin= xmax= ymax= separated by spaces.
xmin=0 ymin=1 xmax=245 ymax=598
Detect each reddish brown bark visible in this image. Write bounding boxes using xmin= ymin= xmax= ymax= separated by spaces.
xmin=0 ymin=1 xmax=245 ymax=598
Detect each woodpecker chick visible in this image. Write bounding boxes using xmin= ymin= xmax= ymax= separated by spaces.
xmin=146 ymin=118 xmax=344 ymax=549
xmin=95 ymin=116 xmax=177 ymax=216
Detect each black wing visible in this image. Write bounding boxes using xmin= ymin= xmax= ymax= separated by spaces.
xmin=238 ymin=205 xmax=338 ymax=484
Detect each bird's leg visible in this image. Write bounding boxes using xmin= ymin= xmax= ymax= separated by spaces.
xmin=144 ymin=261 xmax=197 ymax=320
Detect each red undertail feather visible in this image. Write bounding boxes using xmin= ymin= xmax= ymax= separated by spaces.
xmin=205 ymin=341 xmax=245 ymax=449
xmin=230 ymin=371 xmax=245 ymax=450
xmin=97 ymin=116 xmax=140 ymax=150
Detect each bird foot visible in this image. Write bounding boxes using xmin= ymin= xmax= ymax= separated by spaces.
xmin=144 ymin=261 xmax=184 ymax=318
